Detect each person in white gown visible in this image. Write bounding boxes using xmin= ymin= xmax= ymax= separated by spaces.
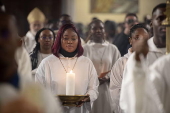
xmin=83 ymin=19 xmax=120 ymax=113
xmin=15 ymin=44 xmax=32 ymax=80
xmin=109 ymin=24 xmax=149 ymax=113
xmin=35 ymin=24 xmax=99 ymax=113
xmin=119 ymin=3 xmax=167 ymax=113
xmin=0 ymin=12 xmax=63 ymax=113
xmin=23 ymin=8 xmax=46 ymax=53
xmin=30 ymin=28 xmax=55 ymax=77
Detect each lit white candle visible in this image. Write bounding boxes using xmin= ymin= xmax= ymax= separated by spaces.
xmin=66 ymin=70 xmax=75 ymax=95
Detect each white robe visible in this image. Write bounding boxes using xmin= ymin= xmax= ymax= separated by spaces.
xmin=146 ymin=37 xmax=166 ymax=65
xmin=83 ymin=41 xmax=121 ymax=113
xmin=15 ymin=46 xmax=32 ymax=80
xmin=23 ymin=31 xmax=36 ymax=53
xmin=35 ymin=54 xmax=99 ymax=113
xmin=109 ymin=49 xmax=132 ymax=113
xmin=32 ymin=52 xmax=51 ymax=77
xmin=0 ymin=74 xmax=63 ymax=113
xmin=120 ymin=53 xmax=170 ymax=113
xmin=81 ymin=38 xmax=85 ymax=45
xmin=120 ymin=37 xmax=166 ymax=113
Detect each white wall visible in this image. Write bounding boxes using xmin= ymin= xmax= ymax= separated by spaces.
xmin=65 ymin=0 xmax=166 ymax=25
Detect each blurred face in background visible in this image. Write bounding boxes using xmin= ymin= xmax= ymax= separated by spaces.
xmin=30 ymin=21 xmax=44 ymax=35
xmin=130 ymin=28 xmax=149 ymax=51
xmin=90 ymin=21 xmax=105 ymax=43
xmin=58 ymin=16 xmax=72 ymax=29
xmin=124 ymin=16 xmax=138 ymax=29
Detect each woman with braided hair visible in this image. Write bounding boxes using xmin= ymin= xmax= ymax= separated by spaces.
xmin=30 ymin=28 xmax=55 ymax=77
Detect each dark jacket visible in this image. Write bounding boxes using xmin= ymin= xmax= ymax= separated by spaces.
xmin=113 ymin=32 xmax=131 ymax=56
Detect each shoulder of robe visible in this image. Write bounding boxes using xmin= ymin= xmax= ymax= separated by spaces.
xmin=40 ymin=54 xmax=56 ymax=63
xmin=116 ymin=56 xmax=127 ymax=63
xmin=108 ymin=43 xmax=121 ymax=56
xmin=126 ymin=52 xmax=136 ymax=67
xmin=82 ymin=43 xmax=90 ymax=48
xmin=108 ymin=43 xmax=119 ymax=50
xmin=150 ymin=54 xmax=170 ymax=70
xmin=78 ymin=55 xmax=94 ymax=64
xmin=112 ymin=56 xmax=126 ymax=69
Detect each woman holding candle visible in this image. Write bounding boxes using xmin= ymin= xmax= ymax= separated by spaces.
xmin=83 ymin=19 xmax=120 ymax=113
xmin=35 ymin=24 xmax=99 ymax=113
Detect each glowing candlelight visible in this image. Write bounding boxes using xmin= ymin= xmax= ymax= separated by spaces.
xmin=66 ymin=70 xmax=75 ymax=95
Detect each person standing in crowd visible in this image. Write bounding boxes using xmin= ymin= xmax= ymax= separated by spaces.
xmin=0 ymin=12 xmax=63 ymax=113
xmin=109 ymin=24 xmax=149 ymax=113
xmin=143 ymin=14 xmax=153 ymax=37
xmin=120 ymin=3 xmax=166 ymax=113
xmin=24 ymin=8 xmax=46 ymax=53
xmin=104 ymin=20 xmax=117 ymax=43
xmin=75 ymin=23 xmax=85 ymax=40
xmin=83 ymin=19 xmax=120 ymax=113
xmin=30 ymin=28 xmax=55 ymax=77
xmin=116 ymin=23 xmax=124 ymax=35
xmin=113 ymin=13 xmax=138 ymax=56
xmin=56 ymin=14 xmax=85 ymax=45
xmin=58 ymin=14 xmax=72 ymax=30
xmin=35 ymin=24 xmax=99 ymax=113
xmin=123 ymin=40 xmax=170 ymax=113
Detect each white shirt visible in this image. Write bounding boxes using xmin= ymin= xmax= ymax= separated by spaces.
xmin=83 ymin=41 xmax=120 ymax=113
xmin=35 ymin=54 xmax=99 ymax=113
xmin=23 ymin=31 xmax=36 ymax=53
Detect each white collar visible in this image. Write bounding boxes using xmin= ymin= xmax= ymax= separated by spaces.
xmin=38 ymin=51 xmax=51 ymax=55
xmin=148 ymin=37 xmax=166 ymax=54
xmin=124 ymin=47 xmax=133 ymax=58
xmin=86 ymin=40 xmax=109 ymax=46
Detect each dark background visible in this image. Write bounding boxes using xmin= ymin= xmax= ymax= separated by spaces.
xmin=2 ymin=0 xmax=62 ymax=36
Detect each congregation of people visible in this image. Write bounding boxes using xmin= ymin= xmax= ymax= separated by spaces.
xmin=0 ymin=1 xmax=169 ymax=113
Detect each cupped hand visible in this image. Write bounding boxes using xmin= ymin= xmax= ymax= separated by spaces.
xmin=76 ymin=94 xmax=90 ymax=107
